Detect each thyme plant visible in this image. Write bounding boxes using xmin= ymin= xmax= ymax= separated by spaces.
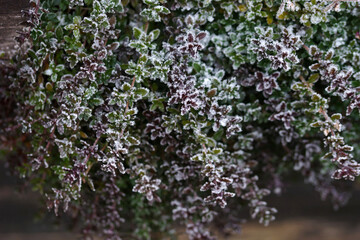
xmin=1 ymin=0 xmax=360 ymax=239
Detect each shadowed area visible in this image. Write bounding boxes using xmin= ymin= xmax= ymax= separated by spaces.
xmin=1 ymin=159 xmax=360 ymax=239
xmin=0 ymin=0 xmax=29 ymax=52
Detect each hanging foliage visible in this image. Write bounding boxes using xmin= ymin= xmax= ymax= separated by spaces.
xmin=1 ymin=0 xmax=360 ymax=239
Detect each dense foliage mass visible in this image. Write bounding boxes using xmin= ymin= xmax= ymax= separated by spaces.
xmin=1 ymin=0 xmax=360 ymax=239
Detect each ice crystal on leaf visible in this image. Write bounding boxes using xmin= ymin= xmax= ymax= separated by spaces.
xmin=242 ymin=71 xmax=281 ymax=97
xmin=2 ymin=0 xmax=360 ymax=239
xmin=69 ymin=0 xmax=84 ymax=8
xmin=251 ymin=26 xmax=302 ymax=71
xmin=133 ymin=175 xmax=162 ymax=202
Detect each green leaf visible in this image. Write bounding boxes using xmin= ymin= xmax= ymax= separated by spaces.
xmin=27 ymin=49 xmax=37 ymax=59
xmin=331 ymin=113 xmax=342 ymax=120
xmin=73 ymin=16 xmax=81 ymax=25
xmin=212 ymin=148 xmax=223 ymax=155
xmin=144 ymin=0 xmax=158 ymax=5
xmin=193 ymin=62 xmax=201 ymax=72
xmin=254 ymin=3 xmax=263 ymax=11
xmin=73 ymin=29 xmax=80 ymax=40
xmin=84 ymin=86 xmax=96 ymax=99
xmin=51 ymin=73 xmax=58 ymax=82
xmin=122 ymin=83 xmax=131 ymax=92
xmin=125 ymin=68 xmax=136 ymax=75
xmin=65 ymin=24 xmax=75 ymax=31
xmin=126 ymin=109 xmax=137 ymax=115
xmin=55 ymin=65 xmax=65 ymax=72
xmin=150 ymin=100 xmax=164 ymax=112
xmin=149 ymin=29 xmax=160 ymax=42
xmin=80 ymin=131 xmax=88 ymax=139
xmin=190 ymin=154 xmax=204 ymax=162
xmin=154 ymin=6 xmax=170 ymax=14
xmin=133 ymin=27 xmax=142 ymax=39
xmin=79 ymin=108 xmax=92 ymax=121
xmin=129 ymin=42 xmax=147 ymax=52
xmin=206 ymin=138 xmax=216 ymax=147
xmin=45 ymin=82 xmax=53 ymax=91
xmin=55 ymin=26 xmax=63 ymax=39
xmin=308 ymin=73 xmax=320 ymax=83
xmin=213 ymin=128 xmax=224 ymax=140
xmin=138 ymin=54 xmax=148 ymax=64
xmin=135 ymin=87 xmax=149 ymax=97
xmin=64 ymin=35 xmax=72 ymax=42
xmin=291 ymin=82 xmax=305 ymax=91
xmin=216 ymin=70 xmax=225 ymax=80
xmin=264 ymin=0 xmax=273 ymax=7
xmin=91 ymin=97 xmax=104 ymax=106
xmin=310 ymin=121 xmax=322 ymax=128
xmin=127 ymin=136 xmax=140 ymax=145
xmin=321 ymin=152 xmax=332 ymax=159
xmin=311 ymin=93 xmax=321 ymax=102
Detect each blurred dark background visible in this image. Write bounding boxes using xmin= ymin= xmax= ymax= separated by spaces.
xmin=0 ymin=0 xmax=29 ymax=52
xmin=1 ymin=161 xmax=360 ymax=240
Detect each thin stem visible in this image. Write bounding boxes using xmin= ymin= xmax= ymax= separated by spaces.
xmin=202 ymin=143 xmax=207 ymax=153
xmin=303 ymin=44 xmax=310 ymax=54
xmin=84 ymin=136 xmax=101 ymax=164
xmin=299 ymin=75 xmax=336 ymax=133
xmin=35 ymin=0 xmax=41 ymax=14
xmin=323 ymin=0 xmax=339 ymax=13
xmin=45 ymin=126 xmax=56 ymax=152
xmin=119 ymin=22 xmax=149 ymax=139
xmin=144 ymin=22 xmax=149 ymax=33
xmin=119 ymin=76 xmax=136 ymax=138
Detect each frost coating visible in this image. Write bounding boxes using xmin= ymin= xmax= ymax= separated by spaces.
xmin=1 ymin=0 xmax=360 ymax=240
